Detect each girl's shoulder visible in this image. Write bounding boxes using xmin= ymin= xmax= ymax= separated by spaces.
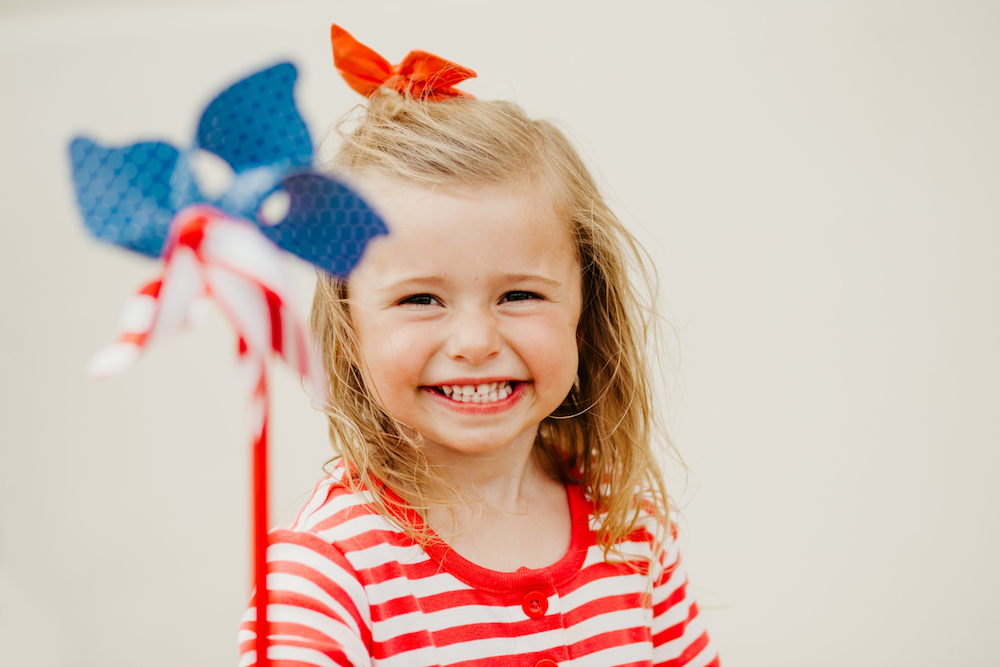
xmin=282 ymin=463 xmax=402 ymax=548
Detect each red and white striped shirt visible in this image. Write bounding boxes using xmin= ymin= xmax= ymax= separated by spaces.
xmin=239 ymin=466 xmax=719 ymax=667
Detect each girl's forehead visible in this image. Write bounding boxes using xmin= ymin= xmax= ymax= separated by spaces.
xmin=347 ymin=176 xmax=580 ymax=286
xmin=360 ymin=176 xmax=572 ymax=242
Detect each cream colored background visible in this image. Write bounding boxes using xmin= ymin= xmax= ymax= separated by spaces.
xmin=2 ymin=1 xmax=998 ymax=664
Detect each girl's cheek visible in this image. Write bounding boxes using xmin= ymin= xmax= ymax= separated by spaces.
xmin=372 ymin=328 xmax=433 ymax=385
xmin=523 ymin=319 xmax=577 ymax=352
xmin=384 ymin=324 xmax=429 ymax=356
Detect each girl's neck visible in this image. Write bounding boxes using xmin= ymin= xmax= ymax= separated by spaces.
xmin=417 ymin=435 xmax=572 ymax=571
xmin=418 ymin=429 xmax=544 ymax=514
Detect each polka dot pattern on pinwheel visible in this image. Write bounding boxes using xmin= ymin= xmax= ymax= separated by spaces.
xmin=261 ymin=173 xmax=388 ymax=277
xmin=69 ymin=138 xmax=197 ymax=257
xmin=68 ymin=62 xmax=388 ymax=274
xmin=197 ymin=62 xmax=312 ymax=173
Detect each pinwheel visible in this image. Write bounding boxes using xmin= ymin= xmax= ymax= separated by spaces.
xmin=68 ymin=62 xmax=387 ymax=667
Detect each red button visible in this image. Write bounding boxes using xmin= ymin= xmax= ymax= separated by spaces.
xmin=521 ymin=590 xmax=548 ymax=618
xmin=535 ymin=660 xmax=559 ymax=667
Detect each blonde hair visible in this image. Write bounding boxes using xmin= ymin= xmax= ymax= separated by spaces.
xmin=311 ymin=89 xmax=671 ymax=558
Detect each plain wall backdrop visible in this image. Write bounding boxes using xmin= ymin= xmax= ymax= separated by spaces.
xmin=2 ymin=1 xmax=999 ymax=664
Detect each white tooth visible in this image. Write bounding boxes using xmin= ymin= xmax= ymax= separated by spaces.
xmin=477 ymin=384 xmax=488 ymax=394
xmin=489 ymin=390 xmax=498 ymax=402
xmin=442 ymin=386 xmax=452 ymax=395
xmin=462 ymin=385 xmax=473 ymax=397
xmin=489 ymin=382 xmax=497 ymax=392
xmin=501 ymin=385 xmax=511 ymax=398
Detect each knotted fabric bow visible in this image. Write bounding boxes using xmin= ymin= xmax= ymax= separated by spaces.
xmin=68 ymin=63 xmax=387 ymax=667
xmin=331 ymin=24 xmax=476 ymax=100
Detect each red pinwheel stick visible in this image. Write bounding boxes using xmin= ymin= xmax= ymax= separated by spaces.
xmin=252 ymin=289 xmax=285 ymax=667
xmin=240 ymin=331 xmax=270 ymax=666
xmin=253 ymin=373 xmax=270 ymax=667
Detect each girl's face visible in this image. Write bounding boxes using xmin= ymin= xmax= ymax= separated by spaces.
xmin=347 ymin=177 xmax=582 ymax=460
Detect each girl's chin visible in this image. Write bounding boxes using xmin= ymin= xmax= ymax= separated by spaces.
xmin=411 ymin=425 xmax=542 ymax=460
xmin=417 ymin=436 xmax=535 ymax=460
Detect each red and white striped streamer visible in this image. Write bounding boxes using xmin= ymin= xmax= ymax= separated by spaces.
xmin=89 ymin=205 xmax=324 ymax=667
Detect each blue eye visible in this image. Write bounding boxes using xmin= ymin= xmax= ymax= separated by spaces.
xmin=399 ymin=294 xmax=440 ymax=306
xmin=501 ymin=291 xmax=540 ymax=303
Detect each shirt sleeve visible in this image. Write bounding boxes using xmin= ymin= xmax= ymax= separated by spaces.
xmin=238 ymin=529 xmax=373 ymax=667
xmin=651 ymin=525 xmax=720 ymax=667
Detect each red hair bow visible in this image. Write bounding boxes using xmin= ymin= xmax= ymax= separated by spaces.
xmin=331 ymin=24 xmax=476 ymax=101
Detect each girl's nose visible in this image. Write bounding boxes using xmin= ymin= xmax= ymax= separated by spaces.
xmin=446 ymin=308 xmax=502 ymax=364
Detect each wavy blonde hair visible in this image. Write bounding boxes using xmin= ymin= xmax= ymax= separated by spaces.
xmin=311 ymin=90 xmax=671 ymax=558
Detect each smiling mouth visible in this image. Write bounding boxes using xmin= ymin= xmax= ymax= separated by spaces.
xmin=432 ymin=381 xmax=518 ymax=403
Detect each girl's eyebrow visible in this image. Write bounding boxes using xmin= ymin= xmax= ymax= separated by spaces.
xmin=375 ymin=273 xmax=562 ymax=294
xmin=501 ymin=273 xmax=563 ymax=288
xmin=375 ymin=276 xmax=447 ymax=295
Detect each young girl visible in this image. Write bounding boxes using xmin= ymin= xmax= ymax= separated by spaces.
xmin=240 ymin=25 xmax=719 ymax=667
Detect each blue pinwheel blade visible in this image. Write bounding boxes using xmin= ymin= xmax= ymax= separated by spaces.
xmin=197 ymin=63 xmax=312 ymax=175
xmin=69 ymin=138 xmax=198 ymax=257
xmin=259 ymin=173 xmax=388 ymax=277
